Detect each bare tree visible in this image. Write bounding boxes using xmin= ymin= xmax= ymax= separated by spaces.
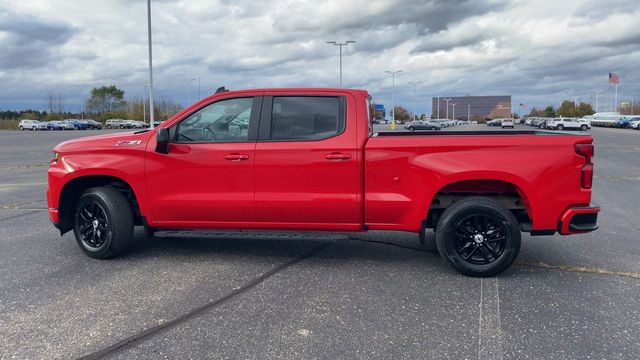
xmin=46 ymin=92 xmax=66 ymax=115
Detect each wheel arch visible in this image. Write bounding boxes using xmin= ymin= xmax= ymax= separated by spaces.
xmin=57 ymin=175 xmax=142 ymax=234
xmin=426 ymin=176 xmax=534 ymax=230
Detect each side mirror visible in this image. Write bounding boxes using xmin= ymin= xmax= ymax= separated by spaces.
xmin=156 ymin=128 xmax=170 ymax=154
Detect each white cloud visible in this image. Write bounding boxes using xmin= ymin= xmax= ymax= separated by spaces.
xmin=0 ymin=0 xmax=638 ymax=113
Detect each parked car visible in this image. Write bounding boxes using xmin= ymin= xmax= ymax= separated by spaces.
xmin=47 ymin=87 xmax=599 ymax=277
xmin=404 ymin=120 xmax=441 ymax=131
xmin=105 ymin=119 xmax=125 ymax=129
xmin=620 ymin=116 xmax=640 ymax=129
xmin=74 ymin=120 xmax=90 ymax=130
xmin=629 ymin=119 xmax=640 ymax=130
xmin=547 ymin=118 xmax=590 ymax=131
xmin=19 ymin=119 xmax=46 ymax=131
xmin=47 ymin=121 xmax=64 ymax=131
xmin=60 ymin=120 xmax=75 ymax=130
xmin=501 ymin=119 xmax=514 ymax=128
xmin=86 ymin=119 xmax=102 ymax=130
xmin=471 ymin=121 xmax=478 ymax=125
xmin=486 ymin=119 xmax=501 ymax=126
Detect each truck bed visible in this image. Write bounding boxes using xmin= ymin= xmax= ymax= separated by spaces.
xmin=374 ymin=129 xmax=590 ymax=137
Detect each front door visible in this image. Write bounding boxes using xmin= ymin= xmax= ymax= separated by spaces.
xmin=145 ymin=96 xmax=261 ymax=226
xmin=254 ymin=94 xmax=361 ymax=230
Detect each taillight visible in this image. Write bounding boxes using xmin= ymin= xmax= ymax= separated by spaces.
xmin=576 ymin=143 xmax=594 ymax=188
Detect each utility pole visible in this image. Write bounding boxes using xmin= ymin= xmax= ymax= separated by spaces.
xmin=444 ymin=98 xmax=452 ymax=119
xmin=147 ymin=0 xmax=155 ymax=128
xmin=467 ymin=104 xmax=470 ymax=121
xmin=326 ymin=41 xmax=355 ymax=87
xmin=436 ymin=96 xmax=440 ymax=118
xmin=451 ymin=103 xmax=457 ymax=120
xmin=385 ymin=70 xmax=403 ymax=123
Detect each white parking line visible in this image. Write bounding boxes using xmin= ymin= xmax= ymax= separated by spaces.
xmin=477 ymin=277 xmax=505 ymax=360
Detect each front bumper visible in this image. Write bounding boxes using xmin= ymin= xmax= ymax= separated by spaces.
xmin=558 ymin=205 xmax=600 ymax=235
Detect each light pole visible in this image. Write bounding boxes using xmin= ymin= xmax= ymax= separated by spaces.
xmin=147 ymin=0 xmax=155 ymax=128
xmin=444 ymin=98 xmax=452 ymax=119
xmin=593 ymin=88 xmax=600 ymax=112
xmin=408 ymin=81 xmax=421 ymax=121
xmin=467 ymin=104 xmax=471 ymax=121
xmin=451 ymin=103 xmax=457 ymax=120
xmin=436 ymin=96 xmax=440 ymax=118
xmin=385 ymin=70 xmax=402 ymax=123
xmin=185 ymin=78 xmax=196 ymax=105
xmin=574 ymin=96 xmax=580 ymax=108
xmin=326 ymin=41 xmax=355 ymax=87
xmin=143 ymin=85 xmax=149 ymax=124
xmin=197 ymin=77 xmax=201 ymax=101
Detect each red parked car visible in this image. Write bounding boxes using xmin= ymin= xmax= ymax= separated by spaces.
xmin=47 ymin=88 xmax=599 ymax=276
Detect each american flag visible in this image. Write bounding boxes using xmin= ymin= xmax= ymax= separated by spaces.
xmin=609 ymin=72 xmax=620 ymax=85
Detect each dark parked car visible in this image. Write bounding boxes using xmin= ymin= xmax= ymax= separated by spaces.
xmin=62 ymin=119 xmax=89 ymax=130
xmin=487 ymin=119 xmax=502 ymax=126
xmin=86 ymin=119 xmax=102 ymax=130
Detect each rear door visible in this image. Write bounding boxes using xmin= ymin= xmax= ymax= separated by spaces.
xmin=253 ymin=93 xmax=361 ymax=229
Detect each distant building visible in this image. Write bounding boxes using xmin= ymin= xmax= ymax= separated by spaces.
xmin=374 ymin=104 xmax=386 ymax=119
xmin=432 ymin=95 xmax=512 ymax=120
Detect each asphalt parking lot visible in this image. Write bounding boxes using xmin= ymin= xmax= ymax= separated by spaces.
xmin=1 ymin=126 xmax=639 ymax=359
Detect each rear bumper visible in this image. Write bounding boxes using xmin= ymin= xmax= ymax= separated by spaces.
xmin=558 ymin=204 xmax=600 ymax=235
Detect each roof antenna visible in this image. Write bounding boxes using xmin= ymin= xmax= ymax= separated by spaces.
xmin=215 ymin=86 xmax=228 ymax=94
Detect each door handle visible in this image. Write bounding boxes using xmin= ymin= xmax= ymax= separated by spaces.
xmin=224 ymin=153 xmax=249 ymax=161
xmin=325 ymin=153 xmax=352 ymax=160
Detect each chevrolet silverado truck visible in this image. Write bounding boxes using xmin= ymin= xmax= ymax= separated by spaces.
xmin=47 ymin=88 xmax=599 ymax=276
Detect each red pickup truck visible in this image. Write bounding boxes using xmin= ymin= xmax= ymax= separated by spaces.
xmin=47 ymin=88 xmax=599 ymax=276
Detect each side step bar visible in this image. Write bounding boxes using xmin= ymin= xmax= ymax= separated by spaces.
xmin=153 ymin=229 xmax=350 ymax=241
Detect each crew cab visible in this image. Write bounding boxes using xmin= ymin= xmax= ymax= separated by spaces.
xmin=47 ymin=88 xmax=599 ymax=276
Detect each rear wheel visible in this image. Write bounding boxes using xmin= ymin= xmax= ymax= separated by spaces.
xmin=435 ymin=197 xmax=521 ymax=277
xmin=408 ymin=127 xmax=414 ymax=132
xmin=73 ymin=187 xmax=134 ymax=259
xmin=557 ymin=124 xmax=564 ymax=130
xmin=580 ymin=125 xmax=588 ymax=131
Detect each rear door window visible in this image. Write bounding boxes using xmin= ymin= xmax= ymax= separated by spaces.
xmin=270 ymin=96 xmax=345 ymax=141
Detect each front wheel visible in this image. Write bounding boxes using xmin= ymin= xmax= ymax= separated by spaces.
xmin=580 ymin=125 xmax=588 ymax=131
xmin=435 ymin=197 xmax=521 ymax=277
xmin=74 ymin=187 xmax=134 ymax=259
xmin=556 ymin=124 xmax=564 ymax=130
xmin=408 ymin=127 xmax=414 ymax=132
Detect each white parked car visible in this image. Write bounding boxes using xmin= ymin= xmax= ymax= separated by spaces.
xmin=630 ymin=120 xmax=640 ymax=130
xmin=548 ymin=118 xmax=590 ymax=131
xmin=19 ymin=119 xmax=46 ymax=131
xmin=501 ymin=119 xmax=514 ymax=128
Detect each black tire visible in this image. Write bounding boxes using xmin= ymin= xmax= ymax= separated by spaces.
xmin=409 ymin=127 xmax=414 ymax=132
xmin=557 ymin=124 xmax=564 ymax=130
xmin=580 ymin=125 xmax=587 ymax=131
xmin=435 ymin=197 xmax=521 ymax=277
xmin=73 ymin=187 xmax=134 ymax=259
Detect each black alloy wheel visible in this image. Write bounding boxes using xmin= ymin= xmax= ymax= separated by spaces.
xmin=451 ymin=214 xmax=507 ymax=265
xmin=77 ymin=202 xmax=110 ymax=249
xmin=73 ymin=187 xmax=134 ymax=258
xmin=436 ymin=197 xmax=521 ymax=277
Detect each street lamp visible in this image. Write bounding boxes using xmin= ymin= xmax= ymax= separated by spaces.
xmin=408 ymin=81 xmax=422 ymax=121
xmin=574 ymin=96 xmax=580 ymax=108
xmin=385 ymin=70 xmax=403 ymax=123
xmin=146 ymin=0 xmax=155 ymax=128
xmin=444 ymin=98 xmax=452 ymax=119
xmin=593 ymin=88 xmax=600 ymax=112
xmin=451 ymin=103 xmax=457 ymax=120
xmin=467 ymin=104 xmax=471 ymax=121
xmin=184 ymin=78 xmax=196 ymax=105
xmin=326 ymin=41 xmax=355 ymax=87
xmin=143 ymin=85 xmax=149 ymax=124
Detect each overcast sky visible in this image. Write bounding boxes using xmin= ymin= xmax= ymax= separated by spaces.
xmin=0 ymin=0 xmax=638 ymax=114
